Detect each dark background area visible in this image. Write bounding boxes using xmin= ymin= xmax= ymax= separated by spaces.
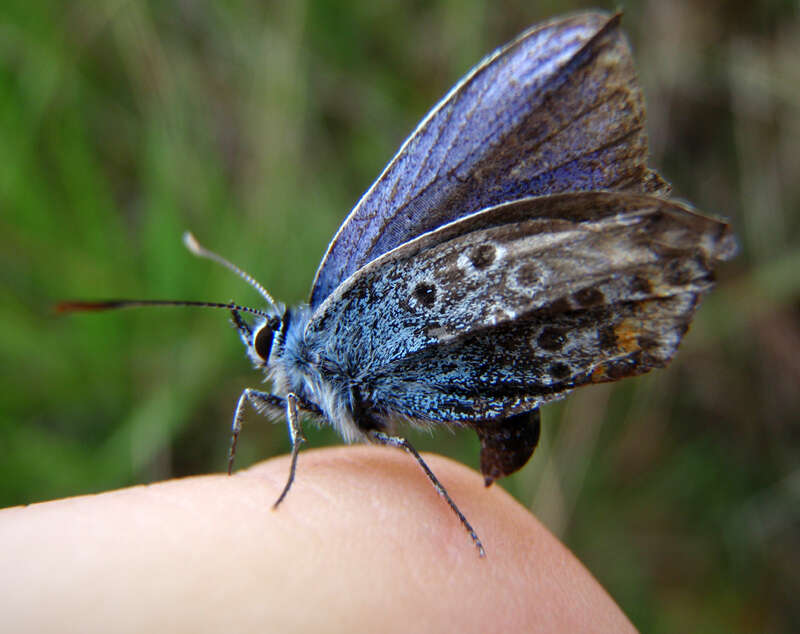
xmin=2 ymin=1 xmax=798 ymax=631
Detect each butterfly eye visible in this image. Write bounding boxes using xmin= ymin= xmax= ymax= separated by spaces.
xmin=253 ymin=324 xmax=274 ymax=362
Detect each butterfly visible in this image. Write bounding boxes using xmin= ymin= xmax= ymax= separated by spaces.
xmin=60 ymin=11 xmax=736 ymax=556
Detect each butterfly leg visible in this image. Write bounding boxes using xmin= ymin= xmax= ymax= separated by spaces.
xmin=273 ymin=393 xmax=306 ymax=509
xmin=229 ymin=389 xmax=318 ymax=508
xmin=369 ymin=430 xmax=486 ymax=557
xmin=228 ymin=388 xmax=286 ymax=474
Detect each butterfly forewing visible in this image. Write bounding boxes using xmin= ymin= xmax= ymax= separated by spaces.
xmin=305 ymin=192 xmax=735 ymax=422
xmin=309 ymin=12 xmax=668 ymax=308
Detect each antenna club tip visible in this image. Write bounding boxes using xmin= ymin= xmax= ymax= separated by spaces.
xmin=183 ymin=231 xmax=201 ymax=254
xmin=53 ymin=300 xmax=119 ymax=314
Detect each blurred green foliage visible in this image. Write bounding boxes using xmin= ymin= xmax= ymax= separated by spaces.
xmin=1 ymin=0 xmax=798 ymax=631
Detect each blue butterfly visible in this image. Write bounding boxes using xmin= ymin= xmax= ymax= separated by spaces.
xmin=61 ymin=12 xmax=736 ymax=556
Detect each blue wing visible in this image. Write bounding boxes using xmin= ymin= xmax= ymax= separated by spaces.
xmin=309 ymin=12 xmax=668 ymax=308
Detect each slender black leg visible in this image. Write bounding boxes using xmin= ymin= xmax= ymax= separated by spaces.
xmin=228 ymin=389 xmax=286 ymax=474
xmin=273 ymin=393 xmax=306 ymax=509
xmin=370 ymin=431 xmax=485 ymax=557
xmin=228 ymin=389 xmax=314 ymax=509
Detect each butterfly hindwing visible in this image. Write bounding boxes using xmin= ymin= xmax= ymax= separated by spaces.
xmin=309 ymin=12 xmax=668 ymax=308
xmin=305 ymin=192 xmax=735 ymax=424
xmin=369 ymin=290 xmax=705 ymax=422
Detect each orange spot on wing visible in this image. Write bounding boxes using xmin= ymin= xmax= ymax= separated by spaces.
xmin=614 ymin=320 xmax=641 ymax=354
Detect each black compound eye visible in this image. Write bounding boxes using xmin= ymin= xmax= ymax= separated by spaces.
xmin=253 ymin=324 xmax=274 ymax=361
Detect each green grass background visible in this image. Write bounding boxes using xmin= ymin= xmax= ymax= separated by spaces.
xmin=2 ymin=0 xmax=798 ymax=630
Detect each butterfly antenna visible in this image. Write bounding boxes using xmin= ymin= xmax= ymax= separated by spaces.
xmin=55 ymin=298 xmax=276 ymax=321
xmin=183 ymin=232 xmax=279 ymax=314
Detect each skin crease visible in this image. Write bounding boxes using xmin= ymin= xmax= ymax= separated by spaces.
xmin=1 ymin=446 xmax=636 ymax=633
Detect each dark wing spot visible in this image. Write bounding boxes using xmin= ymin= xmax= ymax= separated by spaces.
xmin=469 ymin=244 xmax=496 ymax=269
xmin=549 ymin=362 xmax=571 ymax=380
xmin=629 ymin=274 xmax=653 ymax=295
xmin=413 ymin=282 xmax=437 ymax=308
xmin=537 ymin=327 xmax=567 ymax=351
xmin=573 ymin=287 xmax=606 ymax=307
xmin=598 ymin=326 xmax=617 ymax=350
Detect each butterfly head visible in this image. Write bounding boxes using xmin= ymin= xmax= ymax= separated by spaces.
xmin=230 ymin=306 xmax=284 ymax=370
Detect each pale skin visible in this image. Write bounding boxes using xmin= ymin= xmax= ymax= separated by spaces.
xmin=1 ymin=446 xmax=636 ymax=633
